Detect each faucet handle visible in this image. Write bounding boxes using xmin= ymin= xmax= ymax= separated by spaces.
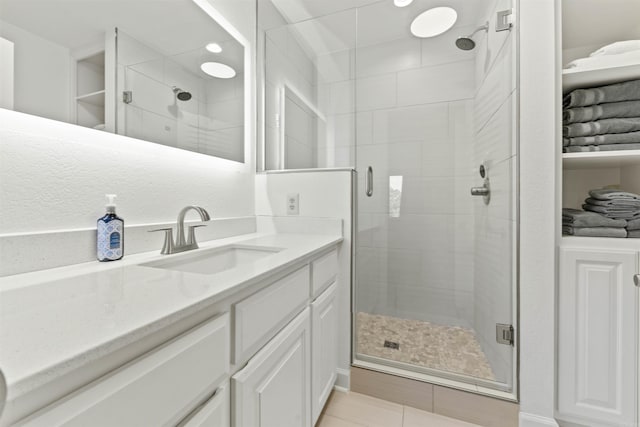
xmin=187 ymin=224 xmax=207 ymax=246
xmin=149 ymin=228 xmax=174 ymax=255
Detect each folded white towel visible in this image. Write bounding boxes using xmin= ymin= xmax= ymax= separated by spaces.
xmin=590 ymin=40 xmax=640 ymax=57
xmin=565 ymin=50 xmax=640 ymax=71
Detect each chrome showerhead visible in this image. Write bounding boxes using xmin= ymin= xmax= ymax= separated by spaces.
xmin=455 ymin=37 xmax=476 ymax=51
xmin=172 ymin=86 xmax=192 ymax=101
xmin=455 ymin=22 xmax=489 ymax=51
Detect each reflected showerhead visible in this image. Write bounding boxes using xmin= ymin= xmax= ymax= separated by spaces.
xmin=172 ymin=86 xmax=192 ymax=101
xmin=455 ymin=22 xmax=489 ymax=51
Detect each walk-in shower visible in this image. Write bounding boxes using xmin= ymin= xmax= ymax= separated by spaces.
xmin=260 ymin=0 xmax=518 ymax=399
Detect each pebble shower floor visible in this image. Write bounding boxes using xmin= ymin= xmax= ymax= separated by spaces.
xmin=356 ymin=312 xmax=495 ymax=381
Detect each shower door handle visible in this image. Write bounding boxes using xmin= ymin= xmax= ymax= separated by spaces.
xmin=634 ymin=274 xmax=640 ymax=287
xmin=365 ymin=166 xmax=373 ymax=197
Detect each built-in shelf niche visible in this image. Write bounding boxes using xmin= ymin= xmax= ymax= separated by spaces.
xmin=560 ymin=0 xmax=640 ymax=236
xmin=76 ymin=51 xmax=105 ymax=129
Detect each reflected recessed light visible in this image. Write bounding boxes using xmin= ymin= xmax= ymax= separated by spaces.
xmin=410 ymin=7 xmax=458 ymax=38
xmin=200 ymin=62 xmax=236 ymax=78
xmin=394 ymin=0 xmax=413 ymax=7
xmin=206 ymin=42 xmax=222 ymax=53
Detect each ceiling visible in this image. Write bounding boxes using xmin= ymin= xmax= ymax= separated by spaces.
xmin=0 ymin=0 xmax=242 ymax=72
xmin=562 ymin=0 xmax=640 ymax=49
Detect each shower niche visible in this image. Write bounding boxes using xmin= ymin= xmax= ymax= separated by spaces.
xmin=75 ymin=51 xmax=106 ymax=130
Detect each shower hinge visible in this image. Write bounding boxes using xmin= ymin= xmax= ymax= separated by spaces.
xmin=123 ymin=91 xmax=133 ymax=104
xmin=496 ymin=9 xmax=513 ymax=32
xmin=496 ymin=324 xmax=514 ymax=346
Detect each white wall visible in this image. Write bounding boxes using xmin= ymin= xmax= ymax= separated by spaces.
xmin=0 ymin=0 xmax=257 ymax=275
xmin=0 ymin=20 xmax=71 ymax=123
xmin=255 ymin=170 xmax=353 ymax=388
xmin=472 ymin=0 xmax=517 ymax=386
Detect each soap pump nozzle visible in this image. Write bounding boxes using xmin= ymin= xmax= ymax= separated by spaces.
xmin=105 ymin=194 xmax=117 ymax=214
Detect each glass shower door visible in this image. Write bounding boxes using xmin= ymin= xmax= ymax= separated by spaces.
xmin=353 ymin=0 xmax=517 ymax=395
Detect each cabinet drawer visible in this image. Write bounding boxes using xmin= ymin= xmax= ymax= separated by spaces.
xmin=311 ymin=249 xmax=338 ymax=298
xmin=233 ymin=266 xmax=309 ymax=365
xmin=17 ymin=313 xmax=230 ymax=427
xmin=178 ymin=382 xmax=229 ymax=427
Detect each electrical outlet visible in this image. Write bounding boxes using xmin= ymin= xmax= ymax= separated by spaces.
xmin=287 ymin=193 xmax=299 ymax=215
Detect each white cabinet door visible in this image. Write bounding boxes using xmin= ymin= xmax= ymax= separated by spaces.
xmin=232 ymin=307 xmax=311 ymax=427
xmin=179 ymin=382 xmax=230 ymax=427
xmin=558 ymin=248 xmax=638 ymax=427
xmin=311 ymin=282 xmax=338 ymax=425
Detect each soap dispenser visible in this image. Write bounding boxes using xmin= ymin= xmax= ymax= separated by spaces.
xmin=97 ymin=194 xmax=124 ymax=262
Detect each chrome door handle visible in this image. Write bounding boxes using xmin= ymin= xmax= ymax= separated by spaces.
xmin=470 ymin=177 xmax=490 ymax=205
xmin=634 ymin=274 xmax=640 ymax=287
xmin=470 ymin=186 xmax=489 ymax=196
xmin=365 ymin=166 xmax=373 ymax=197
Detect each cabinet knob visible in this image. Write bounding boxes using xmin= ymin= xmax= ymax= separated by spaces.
xmin=635 ymin=274 xmax=640 ymax=287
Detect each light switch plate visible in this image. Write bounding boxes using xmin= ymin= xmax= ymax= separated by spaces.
xmin=287 ymin=193 xmax=299 ymax=215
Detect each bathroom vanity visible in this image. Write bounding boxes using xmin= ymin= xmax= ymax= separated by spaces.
xmin=0 ymin=232 xmax=342 ymax=427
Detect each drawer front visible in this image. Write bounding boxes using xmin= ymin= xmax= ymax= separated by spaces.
xmin=311 ymin=249 xmax=338 ymax=298
xmin=178 ymin=382 xmax=230 ymax=427
xmin=233 ymin=266 xmax=309 ymax=365
xmin=18 ymin=313 xmax=230 ymax=427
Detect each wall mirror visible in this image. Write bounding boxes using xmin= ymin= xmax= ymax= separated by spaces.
xmin=0 ymin=0 xmax=247 ymax=163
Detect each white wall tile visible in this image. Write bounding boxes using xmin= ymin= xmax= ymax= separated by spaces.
xmin=397 ymin=60 xmax=475 ymax=107
xmin=372 ymin=103 xmax=448 ymax=144
xmin=475 ymin=94 xmax=514 ymax=165
xmin=318 ymin=79 xmax=355 ymax=115
xmin=315 ymin=49 xmax=353 ymax=84
xmin=356 ymin=73 xmax=397 ymax=112
xmin=356 ymin=37 xmax=421 ymax=78
xmin=474 ymin=35 xmax=515 ymax=133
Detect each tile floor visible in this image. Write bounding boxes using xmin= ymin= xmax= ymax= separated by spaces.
xmin=356 ymin=312 xmax=495 ymax=380
xmin=318 ymin=391 xmax=481 ymax=427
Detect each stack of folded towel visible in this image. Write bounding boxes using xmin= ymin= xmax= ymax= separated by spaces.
xmin=563 ymin=41 xmax=640 ymax=153
xmin=562 ymin=208 xmax=628 ymax=238
xmin=628 ymin=218 xmax=640 ymax=238
xmin=583 ymin=189 xmax=640 ymax=220
xmin=563 ymin=79 xmax=640 ymax=152
xmin=565 ymin=40 xmax=640 ymax=71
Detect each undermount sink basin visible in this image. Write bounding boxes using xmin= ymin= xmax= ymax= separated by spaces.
xmin=141 ymin=245 xmax=282 ymax=275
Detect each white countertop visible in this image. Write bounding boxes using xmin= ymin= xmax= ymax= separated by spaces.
xmin=0 ymin=232 xmax=342 ymax=422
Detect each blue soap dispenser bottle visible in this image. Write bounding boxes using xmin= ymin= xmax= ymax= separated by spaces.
xmin=97 ymin=194 xmax=124 ymax=262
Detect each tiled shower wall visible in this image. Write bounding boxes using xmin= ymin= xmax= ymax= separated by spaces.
xmin=472 ymin=0 xmax=516 ymax=384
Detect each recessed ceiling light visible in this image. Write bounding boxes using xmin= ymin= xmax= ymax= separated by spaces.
xmin=410 ymin=7 xmax=458 ymax=38
xmin=206 ymin=43 xmax=222 ymax=53
xmin=394 ymin=0 xmax=413 ymax=7
xmin=200 ymin=62 xmax=236 ymax=79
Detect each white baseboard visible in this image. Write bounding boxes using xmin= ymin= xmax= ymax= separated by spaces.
xmin=335 ymin=368 xmax=350 ymax=391
xmin=520 ymin=412 xmax=560 ymax=427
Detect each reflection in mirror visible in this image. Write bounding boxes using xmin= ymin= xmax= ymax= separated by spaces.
xmin=275 ymin=85 xmax=326 ymax=169
xmin=0 ymin=0 xmax=245 ymax=163
xmin=260 ymin=1 xmax=357 ymax=171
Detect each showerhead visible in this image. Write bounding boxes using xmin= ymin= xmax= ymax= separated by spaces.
xmin=455 ymin=37 xmax=476 ymax=51
xmin=172 ymin=86 xmax=192 ymax=101
xmin=455 ymin=22 xmax=489 ymax=51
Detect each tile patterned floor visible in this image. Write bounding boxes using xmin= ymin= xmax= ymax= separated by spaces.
xmin=318 ymin=391 xmax=481 ymax=427
xmin=356 ymin=312 xmax=495 ymax=381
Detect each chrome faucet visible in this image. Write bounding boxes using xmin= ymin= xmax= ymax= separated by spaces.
xmin=150 ymin=206 xmax=211 ymax=254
